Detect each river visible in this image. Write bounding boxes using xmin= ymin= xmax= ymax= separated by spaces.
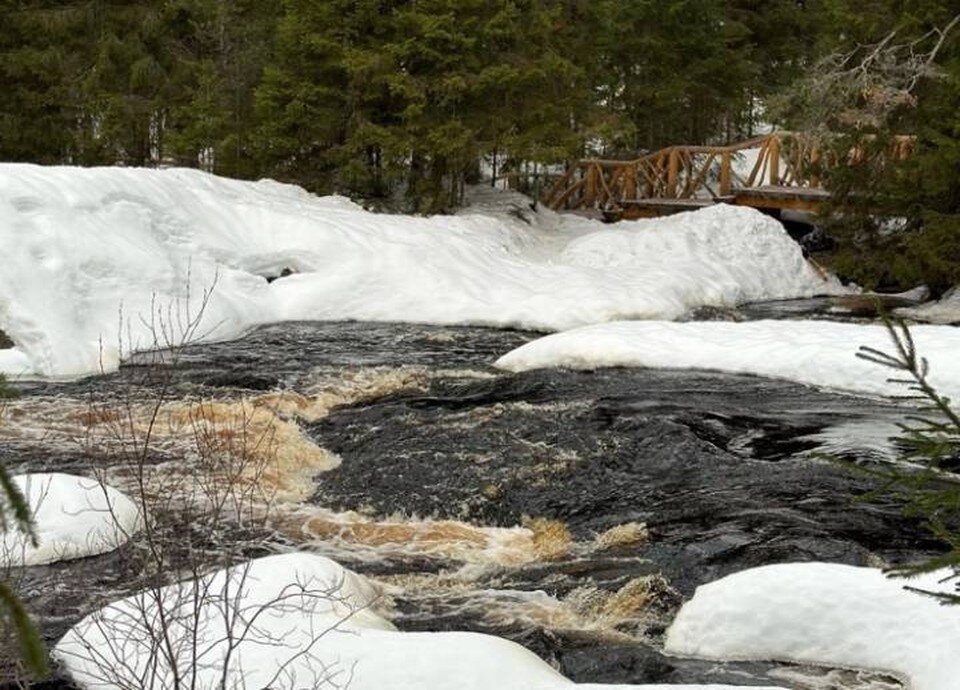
xmin=2 ymin=314 xmax=935 ymax=689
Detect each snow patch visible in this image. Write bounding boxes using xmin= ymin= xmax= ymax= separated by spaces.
xmin=897 ymin=286 xmax=960 ymax=324
xmin=54 ymin=551 xmax=789 ymax=690
xmin=665 ymin=562 xmax=960 ymax=690
xmin=2 ymin=473 xmax=141 ymax=567
xmin=495 ymin=320 xmax=960 ymax=402
xmin=0 ymin=165 xmax=840 ymax=378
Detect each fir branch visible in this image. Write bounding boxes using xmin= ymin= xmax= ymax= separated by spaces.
xmin=0 ymin=580 xmax=48 ymax=676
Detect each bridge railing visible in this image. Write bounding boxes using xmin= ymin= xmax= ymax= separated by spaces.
xmin=543 ymin=132 xmax=830 ymax=212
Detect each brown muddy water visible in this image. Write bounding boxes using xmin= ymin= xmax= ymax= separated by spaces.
xmin=2 ymin=319 xmax=934 ymax=689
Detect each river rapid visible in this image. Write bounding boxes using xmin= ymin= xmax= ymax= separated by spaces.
xmin=1 ymin=312 xmax=937 ymax=689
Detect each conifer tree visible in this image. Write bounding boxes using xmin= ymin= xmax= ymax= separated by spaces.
xmin=855 ymin=322 xmax=960 ymax=601
xmin=777 ymin=3 xmax=960 ymax=292
xmin=257 ymin=0 xmax=591 ymax=210
xmin=0 ymin=376 xmax=46 ymax=677
xmin=0 ymin=3 xmax=84 ymax=162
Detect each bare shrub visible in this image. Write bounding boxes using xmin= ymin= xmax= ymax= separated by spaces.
xmin=20 ymin=282 xmax=375 ymax=689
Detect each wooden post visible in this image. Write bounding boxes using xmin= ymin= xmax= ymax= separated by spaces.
xmin=809 ymin=143 xmax=821 ymax=188
xmin=667 ymin=149 xmax=680 ymax=198
xmin=624 ymin=166 xmax=637 ymax=201
xmin=583 ymin=165 xmax=597 ymax=207
xmin=719 ymin=151 xmax=732 ymax=196
xmin=768 ymin=136 xmax=781 ymax=185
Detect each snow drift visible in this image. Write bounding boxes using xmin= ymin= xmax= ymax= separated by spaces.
xmin=0 ymin=164 xmax=839 ymax=378
xmin=495 ymin=320 xmax=960 ymax=402
xmin=1 ymin=473 xmax=141 ymax=567
xmin=665 ymin=562 xmax=960 ymax=690
xmin=55 ymin=552 xmax=786 ymax=690
xmin=896 ymin=285 xmax=960 ymax=324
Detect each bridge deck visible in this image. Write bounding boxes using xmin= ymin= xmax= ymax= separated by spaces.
xmin=614 ymin=187 xmax=828 ymax=219
xmin=732 ymin=185 xmax=830 ymax=212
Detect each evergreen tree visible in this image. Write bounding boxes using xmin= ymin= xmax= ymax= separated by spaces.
xmin=0 ymin=375 xmax=46 ymax=677
xmin=257 ymin=0 xmax=590 ymax=211
xmin=0 ymin=3 xmax=86 ymax=162
xmin=585 ymin=0 xmax=760 ymax=154
xmin=254 ymin=0 xmax=351 ymax=192
xmin=162 ymin=0 xmax=280 ymax=175
xmin=778 ymin=3 xmax=960 ymax=292
xmin=854 ymin=322 xmax=960 ymax=600
xmin=5 ymin=0 xmax=952 ymax=220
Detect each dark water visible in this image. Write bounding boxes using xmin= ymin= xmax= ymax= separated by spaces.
xmin=5 ymin=320 xmax=927 ymax=689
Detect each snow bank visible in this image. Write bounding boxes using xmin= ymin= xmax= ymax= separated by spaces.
xmin=665 ymin=562 xmax=960 ymax=690
xmin=55 ymin=552 xmax=786 ymax=690
xmin=495 ymin=320 xmax=960 ymax=402
xmin=0 ymin=164 xmax=839 ymax=378
xmin=897 ymin=286 xmax=960 ymax=324
xmin=1 ymin=473 xmax=141 ymax=566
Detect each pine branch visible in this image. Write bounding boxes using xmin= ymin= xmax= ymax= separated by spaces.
xmin=847 ymin=318 xmax=960 ymax=592
xmin=0 ymin=580 xmax=48 ymax=676
xmin=0 ymin=461 xmax=36 ymax=542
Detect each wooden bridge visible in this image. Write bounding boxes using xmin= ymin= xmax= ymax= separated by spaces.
xmin=541 ymin=132 xmax=912 ymax=221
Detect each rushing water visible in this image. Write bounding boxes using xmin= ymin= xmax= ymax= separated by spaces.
xmin=3 ymin=318 xmax=933 ymax=689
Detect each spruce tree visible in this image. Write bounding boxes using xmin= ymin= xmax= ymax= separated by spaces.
xmin=778 ymin=3 xmax=960 ymax=292
xmin=854 ymin=322 xmax=960 ymax=601
xmin=0 ymin=376 xmax=46 ymax=677
xmin=0 ymin=3 xmax=84 ymax=162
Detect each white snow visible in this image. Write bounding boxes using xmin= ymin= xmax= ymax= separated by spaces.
xmin=55 ymin=552 xmax=787 ymax=690
xmin=665 ymin=562 xmax=960 ymax=690
xmin=495 ymin=320 xmax=960 ymax=402
xmin=0 ymin=164 xmax=839 ymax=378
xmin=897 ymin=286 xmax=960 ymax=324
xmin=2 ymin=473 xmax=141 ymax=567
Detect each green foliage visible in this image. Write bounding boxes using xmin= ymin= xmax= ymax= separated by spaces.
xmin=780 ymin=2 xmax=960 ymax=292
xmin=0 ymin=0 xmax=827 ymax=211
xmin=8 ymin=0 xmax=958 ymax=232
xmin=853 ymin=320 xmax=960 ymax=601
xmin=0 ymin=580 xmax=47 ymax=676
xmin=256 ymin=0 xmax=593 ymax=210
xmin=587 ymin=0 xmax=766 ymax=152
xmin=0 ymin=375 xmax=47 ymax=674
xmin=0 ymin=374 xmax=14 ymax=400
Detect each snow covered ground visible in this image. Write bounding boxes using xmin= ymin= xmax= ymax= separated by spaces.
xmin=495 ymin=320 xmax=960 ymax=402
xmin=55 ymin=551 xmax=786 ymax=690
xmin=897 ymin=286 xmax=960 ymax=324
xmin=0 ymin=165 xmax=840 ymax=378
xmin=665 ymin=562 xmax=960 ymax=690
xmin=1 ymin=473 xmax=140 ymax=566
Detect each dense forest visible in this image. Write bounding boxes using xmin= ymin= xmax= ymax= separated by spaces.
xmin=1 ymin=0 xmax=958 ymax=288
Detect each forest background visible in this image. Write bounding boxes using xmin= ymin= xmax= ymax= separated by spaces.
xmin=2 ymin=0 xmax=958 ymax=290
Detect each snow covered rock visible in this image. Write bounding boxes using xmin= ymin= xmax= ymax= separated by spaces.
xmin=55 ymin=552 xmax=788 ymax=690
xmin=896 ymin=285 xmax=960 ymax=324
xmin=2 ymin=473 xmax=141 ymax=567
xmin=665 ymin=562 xmax=960 ymax=690
xmin=0 ymin=164 xmax=839 ymax=378
xmin=495 ymin=319 xmax=960 ymax=402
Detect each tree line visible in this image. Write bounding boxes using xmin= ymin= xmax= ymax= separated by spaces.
xmin=1 ymin=1 xmax=958 ymax=290
xmin=1 ymin=0 xmax=829 ymax=210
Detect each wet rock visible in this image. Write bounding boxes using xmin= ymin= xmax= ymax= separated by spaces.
xmin=678 ymin=305 xmax=746 ymax=322
xmin=265 ymin=267 xmax=296 ymax=283
xmin=738 ymin=293 xmax=927 ymax=321
xmin=798 ymin=226 xmax=835 ymax=254
xmin=0 ymin=328 xmax=13 ymax=349
xmin=3 ymin=679 xmax=78 ymax=690
xmin=896 ymin=285 xmax=960 ymax=324
xmin=559 ymin=642 xmax=778 ymax=686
